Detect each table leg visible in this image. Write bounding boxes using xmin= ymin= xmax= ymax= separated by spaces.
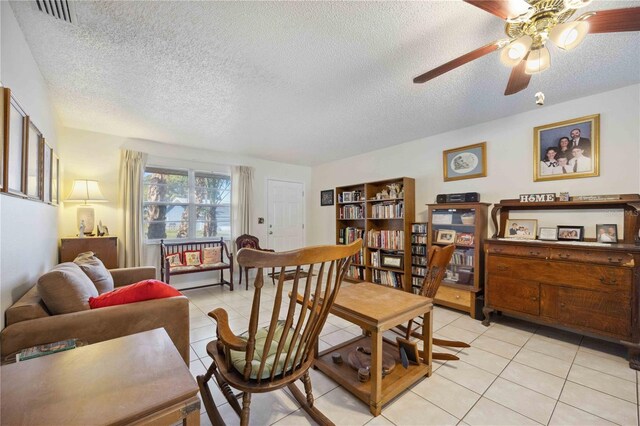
xmin=422 ymin=309 xmax=433 ymax=377
xmin=369 ymin=329 xmax=382 ymax=416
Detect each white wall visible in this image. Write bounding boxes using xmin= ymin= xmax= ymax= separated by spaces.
xmin=59 ymin=127 xmax=312 ymax=286
xmin=309 ymin=84 xmax=640 ymax=246
xmin=1 ymin=2 xmax=61 ymax=328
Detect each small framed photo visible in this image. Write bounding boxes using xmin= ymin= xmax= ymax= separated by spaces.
xmin=538 ymin=227 xmax=558 ymax=241
xmin=342 ymin=192 xmax=352 ymax=203
xmin=320 ymin=189 xmax=334 ymax=206
xmin=456 ymin=232 xmax=475 ymax=246
xmin=381 ymin=253 xmax=403 ymax=269
xmin=396 ymin=337 xmax=420 ymax=366
xmin=596 ymin=224 xmax=618 ymax=243
xmin=505 ymin=219 xmax=537 ymax=240
xmin=557 ymin=226 xmax=584 ymax=241
xmin=436 ymin=229 xmax=456 ymax=244
xmin=443 ymin=141 xmax=487 ymax=182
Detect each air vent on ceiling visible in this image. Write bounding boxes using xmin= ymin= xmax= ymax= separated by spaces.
xmin=35 ymin=0 xmax=77 ymax=24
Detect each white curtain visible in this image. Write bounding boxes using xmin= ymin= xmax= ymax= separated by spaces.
xmin=118 ymin=149 xmax=148 ymax=267
xmin=231 ymin=166 xmax=254 ymax=263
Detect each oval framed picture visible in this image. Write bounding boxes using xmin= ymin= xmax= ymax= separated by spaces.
xmin=443 ymin=142 xmax=487 ymax=182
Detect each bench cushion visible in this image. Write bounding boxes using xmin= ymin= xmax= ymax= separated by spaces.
xmin=169 ymin=262 xmax=229 ymax=273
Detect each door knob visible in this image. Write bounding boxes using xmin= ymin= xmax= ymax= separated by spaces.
xmin=269 ymin=231 xmax=273 ymax=235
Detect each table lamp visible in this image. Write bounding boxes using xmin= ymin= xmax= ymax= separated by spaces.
xmin=66 ymin=179 xmax=107 ymax=235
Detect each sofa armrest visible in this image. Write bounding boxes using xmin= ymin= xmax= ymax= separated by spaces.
xmin=0 ymin=296 xmax=190 ymax=363
xmin=109 ymin=267 xmax=156 ymax=287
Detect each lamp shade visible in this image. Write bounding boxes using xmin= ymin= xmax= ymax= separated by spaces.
xmin=549 ymin=21 xmax=589 ymax=50
xmin=66 ymin=180 xmax=107 ymax=203
xmin=525 ymin=46 xmax=551 ymax=74
xmin=500 ymin=35 xmax=533 ymax=67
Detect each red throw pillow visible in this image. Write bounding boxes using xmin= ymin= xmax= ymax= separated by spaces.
xmin=89 ymin=279 xmax=181 ymax=309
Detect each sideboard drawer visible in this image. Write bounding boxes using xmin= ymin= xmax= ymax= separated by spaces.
xmin=549 ymin=249 xmax=635 ymax=267
xmin=487 ymin=244 xmax=548 ymax=259
xmin=487 ymin=255 xmax=546 ymax=281
xmin=549 ymin=263 xmax=631 ymax=293
xmin=487 ymin=276 xmax=540 ymax=316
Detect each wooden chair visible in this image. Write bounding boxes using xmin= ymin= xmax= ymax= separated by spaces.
xmin=399 ymin=244 xmax=470 ymax=361
xmin=197 ymin=239 xmax=362 ymax=426
xmin=235 ymin=234 xmax=275 ymax=290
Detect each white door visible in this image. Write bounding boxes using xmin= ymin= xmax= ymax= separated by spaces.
xmin=267 ymin=180 xmax=304 ymax=252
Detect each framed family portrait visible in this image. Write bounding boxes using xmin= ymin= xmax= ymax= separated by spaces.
xmin=505 ymin=219 xmax=537 ymax=240
xmin=596 ymin=224 xmax=617 ymax=243
xmin=558 ymin=226 xmax=584 ymax=241
xmin=443 ymin=142 xmax=487 ymax=182
xmin=534 ymin=114 xmax=599 ymax=182
xmin=320 ymin=189 xmax=334 ymax=206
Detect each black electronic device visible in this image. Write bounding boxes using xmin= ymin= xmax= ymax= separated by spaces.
xmin=436 ymin=192 xmax=480 ymax=204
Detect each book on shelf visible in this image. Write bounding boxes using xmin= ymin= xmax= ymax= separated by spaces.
xmin=411 ymin=223 xmax=427 ymax=233
xmin=17 ymin=339 xmax=77 ymax=362
xmin=371 ymin=201 xmax=404 ymax=219
xmin=346 ymin=265 xmax=365 ymax=280
xmin=372 ymin=269 xmax=403 ymax=289
xmin=338 ymin=190 xmax=363 ymax=203
xmin=339 ymin=204 xmax=364 ymax=219
xmin=351 ymin=248 xmax=365 ymax=265
xmin=366 ymin=230 xmax=404 ymax=250
xmin=411 ymin=234 xmax=427 ymax=244
xmin=411 ymin=245 xmax=426 ymax=255
xmin=451 ymin=248 xmax=474 ymax=266
xmin=412 ymin=255 xmax=427 ymax=266
xmin=412 ymin=276 xmax=424 ymax=289
xmin=412 ymin=266 xmax=426 ymax=276
xmin=339 ymin=227 xmax=365 ymax=245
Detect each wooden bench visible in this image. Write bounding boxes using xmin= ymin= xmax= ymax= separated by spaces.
xmin=160 ymin=239 xmax=234 ymax=291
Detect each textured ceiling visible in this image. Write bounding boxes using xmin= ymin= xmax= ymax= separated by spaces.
xmin=9 ymin=0 xmax=640 ymax=166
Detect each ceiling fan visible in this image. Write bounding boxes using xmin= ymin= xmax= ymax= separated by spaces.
xmin=413 ymin=0 xmax=640 ymax=95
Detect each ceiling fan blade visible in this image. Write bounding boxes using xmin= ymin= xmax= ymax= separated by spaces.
xmin=586 ymin=7 xmax=640 ymax=33
xmin=504 ymin=58 xmax=531 ymax=95
xmin=413 ymin=41 xmax=501 ymax=84
xmin=464 ymin=0 xmax=531 ymax=20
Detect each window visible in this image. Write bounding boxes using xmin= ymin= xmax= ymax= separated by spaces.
xmin=143 ymin=167 xmax=231 ymax=241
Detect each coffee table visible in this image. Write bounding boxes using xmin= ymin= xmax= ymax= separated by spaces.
xmin=1 ymin=328 xmax=200 ymax=425
xmin=314 ymin=281 xmax=433 ymax=416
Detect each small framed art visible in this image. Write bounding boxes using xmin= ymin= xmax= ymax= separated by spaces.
xmin=396 ymin=337 xmax=420 ymax=367
xmin=596 ymin=224 xmax=617 ymax=243
xmin=321 ymin=189 xmax=334 ymax=206
xmin=381 ymin=253 xmax=403 ymax=269
xmin=538 ymin=227 xmax=558 ymax=241
xmin=456 ymin=232 xmax=474 ymax=246
xmin=557 ymin=226 xmax=584 ymax=241
xmin=505 ymin=219 xmax=537 ymax=240
xmin=443 ymin=142 xmax=487 ymax=182
xmin=436 ymin=229 xmax=456 ymax=244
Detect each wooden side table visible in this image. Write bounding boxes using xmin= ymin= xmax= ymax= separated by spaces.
xmin=60 ymin=236 xmax=118 ymax=268
xmin=314 ymin=282 xmax=433 ymax=416
xmin=1 ymin=328 xmax=200 ymax=425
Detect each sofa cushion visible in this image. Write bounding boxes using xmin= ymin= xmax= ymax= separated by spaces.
xmin=73 ymin=251 xmax=114 ymax=294
xmin=89 ymin=279 xmax=181 ymax=309
xmin=37 ymin=263 xmax=99 ymax=314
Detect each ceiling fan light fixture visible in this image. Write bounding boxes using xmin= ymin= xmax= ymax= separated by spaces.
xmin=564 ymin=0 xmax=593 ymax=9
xmin=500 ymin=35 xmax=532 ymax=67
xmin=524 ymin=46 xmax=551 ymax=74
xmin=550 ymin=21 xmax=589 ymax=50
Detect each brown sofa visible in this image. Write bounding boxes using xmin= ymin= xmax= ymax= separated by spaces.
xmin=1 ymin=266 xmax=190 ymax=363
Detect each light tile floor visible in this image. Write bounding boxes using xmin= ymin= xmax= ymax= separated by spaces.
xmin=183 ymin=281 xmax=640 ymax=426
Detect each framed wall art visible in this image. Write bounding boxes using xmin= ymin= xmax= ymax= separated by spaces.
xmin=51 ymin=152 xmax=59 ymax=205
xmin=26 ymin=119 xmax=42 ymax=200
xmin=321 ymin=189 xmax=334 ymax=206
xmin=534 ymin=114 xmax=599 ymax=182
xmin=0 ymin=87 xmax=7 ymax=191
xmin=43 ymin=143 xmax=52 ymax=203
xmin=443 ymin=142 xmax=487 ymax=182
xmin=6 ymin=89 xmax=27 ymax=196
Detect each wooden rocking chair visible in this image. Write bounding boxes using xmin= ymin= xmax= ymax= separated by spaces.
xmin=398 ymin=244 xmax=470 ymax=361
xmin=197 ymin=240 xmax=362 ymax=426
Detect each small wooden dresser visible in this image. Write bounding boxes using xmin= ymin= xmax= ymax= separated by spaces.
xmin=60 ymin=236 xmax=118 ymax=269
xmin=483 ymin=196 xmax=640 ymax=370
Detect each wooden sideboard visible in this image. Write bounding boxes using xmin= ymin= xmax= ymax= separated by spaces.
xmin=60 ymin=236 xmax=118 ymax=269
xmin=483 ymin=195 xmax=640 ymax=370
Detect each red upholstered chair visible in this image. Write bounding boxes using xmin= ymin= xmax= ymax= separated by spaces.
xmin=235 ymin=234 xmax=275 ymax=290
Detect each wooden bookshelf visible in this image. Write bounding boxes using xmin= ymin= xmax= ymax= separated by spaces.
xmin=336 ymin=177 xmax=415 ymax=291
xmin=427 ymin=202 xmax=489 ymax=318
xmin=410 ymin=223 xmax=428 ymax=294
